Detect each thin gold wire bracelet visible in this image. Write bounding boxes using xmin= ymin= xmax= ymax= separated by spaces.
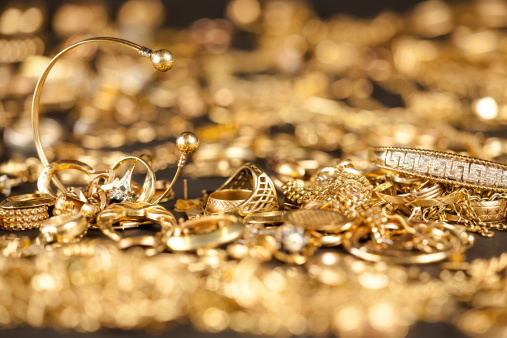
xmin=30 ymin=37 xmax=175 ymax=195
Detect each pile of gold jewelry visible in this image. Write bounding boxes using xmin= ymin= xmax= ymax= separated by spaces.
xmin=2 ymin=0 xmax=507 ymax=337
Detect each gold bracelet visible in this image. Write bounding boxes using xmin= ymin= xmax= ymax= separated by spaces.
xmin=0 ymin=193 xmax=54 ymax=230
xmin=369 ymin=147 xmax=507 ymax=192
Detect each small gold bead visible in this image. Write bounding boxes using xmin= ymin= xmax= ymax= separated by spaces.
xmin=150 ymin=49 xmax=175 ymax=72
xmin=176 ymin=132 xmax=200 ymax=155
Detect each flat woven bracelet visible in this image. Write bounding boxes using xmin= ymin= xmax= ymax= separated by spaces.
xmin=369 ymin=147 xmax=507 ymax=192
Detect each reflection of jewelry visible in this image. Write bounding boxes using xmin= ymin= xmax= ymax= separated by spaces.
xmin=204 ymin=189 xmax=251 ymax=215
xmin=164 ymin=214 xmax=244 ymax=252
xmin=207 ymin=163 xmax=279 ymax=216
xmin=96 ymin=201 xmax=176 ymax=255
xmin=39 ymin=212 xmax=88 ymax=245
xmin=369 ymin=147 xmax=507 ymax=192
xmin=0 ymin=193 xmax=54 ymax=230
xmin=469 ymin=199 xmax=507 ymax=224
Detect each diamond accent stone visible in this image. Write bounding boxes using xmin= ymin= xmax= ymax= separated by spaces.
xmin=414 ymin=155 xmax=434 ymax=174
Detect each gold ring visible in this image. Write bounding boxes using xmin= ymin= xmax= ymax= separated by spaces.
xmin=37 ymin=160 xmax=95 ymax=198
xmin=469 ymin=199 xmax=507 ymax=224
xmin=204 ymin=189 xmax=252 ymax=215
xmin=205 ymin=163 xmax=279 ymax=216
xmin=108 ymin=156 xmax=156 ymax=203
xmin=243 ymin=211 xmax=285 ymax=226
xmin=164 ymin=214 xmax=245 ymax=252
xmin=0 ymin=193 xmax=55 ymax=230
xmin=369 ymin=147 xmax=507 ymax=192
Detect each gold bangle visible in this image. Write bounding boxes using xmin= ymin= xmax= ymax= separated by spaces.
xmin=31 ymin=37 xmax=174 ymax=194
xmin=39 ymin=212 xmax=88 ymax=245
xmin=369 ymin=147 xmax=507 ymax=192
xmin=0 ymin=193 xmax=54 ymax=230
xmin=164 ymin=214 xmax=245 ymax=252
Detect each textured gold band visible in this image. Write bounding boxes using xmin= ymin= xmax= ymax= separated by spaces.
xmin=369 ymin=147 xmax=507 ymax=192
xmin=208 ymin=162 xmax=279 ymax=216
xmin=0 ymin=193 xmax=54 ymax=230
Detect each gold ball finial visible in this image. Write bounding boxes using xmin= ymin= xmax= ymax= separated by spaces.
xmin=151 ymin=49 xmax=175 ymax=71
xmin=176 ymin=132 xmax=200 ymax=156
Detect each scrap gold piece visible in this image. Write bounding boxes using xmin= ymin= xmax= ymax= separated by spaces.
xmin=38 ymin=156 xmax=156 ymax=203
xmin=151 ymin=132 xmax=200 ymax=204
xmin=243 ymin=211 xmax=285 ymax=226
xmin=204 ymin=189 xmax=252 ymax=215
xmin=37 ymin=160 xmax=95 ymax=199
xmin=272 ymin=223 xmax=318 ymax=265
xmin=343 ymin=218 xmax=472 ymax=265
xmin=205 ymin=162 xmax=279 ymax=216
xmin=282 ymin=163 xmax=373 ymax=218
xmin=39 ymin=212 xmax=88 ymax=245
xmin=31 ymin=37 xmax=176 ymax=194
xmin=369 ymin=147 xmax=507 ymax=192
xmin=96 ymin=201 xmax=176 ymax=255
xmin=284 ymin=209 xmax=356 ymax=233
xmin=469 ymin=199 xmax=507 ymax=224
xmin=152 ymin=180 xmax=175 ymax=203
xmin=164 ymin=214 xmax=245 ymax=251
xmin=0 ymin=193 xmax=54 ymax=230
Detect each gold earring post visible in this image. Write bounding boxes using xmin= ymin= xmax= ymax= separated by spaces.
xmin=31 ymin=37 xmax=175 ymax=193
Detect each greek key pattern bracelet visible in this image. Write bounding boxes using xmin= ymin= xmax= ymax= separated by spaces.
xmin=369 ymin=147 xmax=507 ymax=192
